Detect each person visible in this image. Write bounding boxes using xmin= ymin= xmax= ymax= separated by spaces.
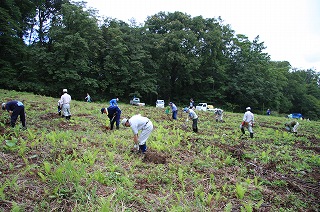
xmin=57 ymin=99 xmax=62 ymax=116
xmin=189 ymin=98 xmax=195 ymax=109
xmin=85 ymin=93 xmax=91 ymax=102
xmin=214 ymin=108 xmax=224 ymax=122
xmin=101 ymin=105 xmax=122 ymax=130
xmin=240 ymin=107 xmax=254 ymax=138
xmin=183 ymin=107 xmax=198 ymax=133
xmin=60 ymin=89 xmax=72 ymax=120
xmin=285 ymin=120 xmax=299 ymax=134
xmin=2 ymin=100 xmax=26 ymax=129
xmin=121 ymin=114 xmax=153 ymax=154
xmin=109 ymin=98 xmax=119 ymax=106
xmin=266 ymin=109 xmax=271 ymax=116
xmin=169 ymin=102 xmax=178 ymax=120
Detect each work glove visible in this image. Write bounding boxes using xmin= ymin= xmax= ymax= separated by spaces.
xmin=134 ymin=144 xmax=139 ymax=150
xmin=241 ymin=121 xmax=245 ymax=126
xmin=186 ymin=118 xmax=189 ymax=122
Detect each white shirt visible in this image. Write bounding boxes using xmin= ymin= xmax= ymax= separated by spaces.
xmin=188 ymin=109 xmax=198 ymax=119
xmin=129 ymin=114 xmax=150 ymax=135
xmin=60 ymin=93 xmax=71 ymax=105
xmin=243 ymin=111 xmax=254 ymax=123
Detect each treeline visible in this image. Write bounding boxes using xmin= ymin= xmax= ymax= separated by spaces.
xmin=1 ymin=0 xmax=319 ymax=119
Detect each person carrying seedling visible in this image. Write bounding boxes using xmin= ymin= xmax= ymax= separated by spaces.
xmin=2 ymin=100 xmax=27 ymax=129
xmin=60 ymin=89 xmax=72 ymax=120
xmin=214 ymin=108 xmax=224 ymax=122
xmin=169 ymin=102 xmax=178 ymax=120
xmin=101 ymin=105 xmax=122 ymax=130
xmin=121 ymin=114 xmax=153 ymax=154
xmin=183 ymin=107 xmax=198 ymax=133
xmin=109 ymin=98 xmax=119 ymax=106
xmin=240 ymin=107 xmax=254 ymax=138
xmin=284 ymin=120 xmax=299 ymax=134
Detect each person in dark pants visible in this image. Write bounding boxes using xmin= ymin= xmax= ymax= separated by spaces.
xmin=101 ymin=105 xmax=122 ymax=130
xmin=2 ymin=100 xmax=26 ymax=129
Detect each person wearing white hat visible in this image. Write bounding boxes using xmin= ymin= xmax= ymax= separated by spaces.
xmin=121 ymin=114 xmax=153 ymax=153
xmin=60 ymin=89 xmax=72 ymax=120
xmin=240 ymin=107 xmax=254 ymax=138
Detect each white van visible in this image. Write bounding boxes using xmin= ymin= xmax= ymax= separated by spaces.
xmin=156 ymin=100 xmax=165 ymax=108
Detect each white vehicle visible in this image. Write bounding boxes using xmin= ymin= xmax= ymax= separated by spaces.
xmin=156 ymin=100 xmax=165 ymax=108
xmin=195 ymin=103 xmax=215 ymax=111
xmin=130 ymin=98 xmax=145 ymax=106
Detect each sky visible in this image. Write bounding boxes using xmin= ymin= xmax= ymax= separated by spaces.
xmin=79 ymin=0 xmax=320 ymax=71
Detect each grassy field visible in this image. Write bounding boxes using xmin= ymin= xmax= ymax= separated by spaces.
xmin=0 ymin=89 xmax=319 ymax=211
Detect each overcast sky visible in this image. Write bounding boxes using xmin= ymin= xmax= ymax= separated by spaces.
xmin=79 ymin=0 xmax=320 ymax=71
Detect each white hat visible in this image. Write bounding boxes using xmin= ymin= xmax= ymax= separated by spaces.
xmin=121 ymin=118 xmax=128 ymax=126
xmin=63 ymin=89 xmax=68 ymax=93
xmin=246 ymin=107 xmax=251 ymax=111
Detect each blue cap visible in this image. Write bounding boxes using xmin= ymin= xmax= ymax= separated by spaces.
xmin=183 ymin=107 xmax=189 ymax=112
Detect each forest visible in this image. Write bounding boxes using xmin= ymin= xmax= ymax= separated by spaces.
xmin=1 ymin=0 xmax=319 ymax=119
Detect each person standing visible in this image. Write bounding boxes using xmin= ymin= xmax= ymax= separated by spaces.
xmin=109 ymin=98 xmax=119 ymax=106
xmin=184 ymin=107 xmax=198 ymax=133
xmin=57 ymin=99 xmax=62 ymax=116
xmin=60 ymin=89 xmax=72 ymax=120
xmin=121 ymin=114 xmax=153 ymax=153
xmin=240 ymin=107 xmax=254 ymax=138
xmin=285 ymin=120 xmax=299 ymax=134
xmin=2 ymin=100 xmax=26 ymax=129
xmin=169 ymin=102 xmax=178 ymax=120
xmin=266 ymin=109 xmax=271 ymax=116
xmin=85 ymin=93 xmax=91 ymax=102
xmin=101 ymin=105 xmax=122 ymax=130
xmin=214 ymin=108 xmax=224 ymax=122
xmin=189 ymin=98 xmax=195 ymax=109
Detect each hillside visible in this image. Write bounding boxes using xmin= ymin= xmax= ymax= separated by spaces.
xmin=0 ymin=89 xmax=319 ymax=211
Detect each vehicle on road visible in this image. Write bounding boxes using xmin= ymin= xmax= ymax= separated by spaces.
xmin=287 ymin=113 xmax=303 ymax=119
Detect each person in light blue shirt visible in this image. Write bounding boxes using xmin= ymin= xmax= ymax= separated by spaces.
xmin=109 ymin=98 xmax=119 ymax=106
xmin=169 ymin=102 xmax=178 ymax=120
xmin=2 ymin=100 xmax=26 ymax=129
xmin=184 ymin=107 xmax=198 ymax=132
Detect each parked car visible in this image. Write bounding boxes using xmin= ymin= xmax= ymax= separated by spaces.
xmin=156 ymin=100 xmax=165 ymax=108
xmin=287 ymin=113 xmax=303 ymax=119
xmin=195 ymin=103 xmax=214 ymax=111
xmin=130 ymin=98 xmax=145 ymax=106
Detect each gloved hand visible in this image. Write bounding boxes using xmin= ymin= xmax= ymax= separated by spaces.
xmin=134 ymin=144 xmax=139 ymax=150
xmin=186 ymin=118 xmax=189 ymax=122
xmin=241 ymin=121 xmax=245 ymax=126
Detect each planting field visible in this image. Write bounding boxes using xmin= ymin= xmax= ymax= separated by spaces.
xmin=0 ymin=89 xmax=319 ymax=211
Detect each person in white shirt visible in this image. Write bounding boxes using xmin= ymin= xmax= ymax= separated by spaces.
xmin=183 ymin=107 xmax=198 ymax=133
xmin=240 ymin=107 xmax=254 ymax=138
xmin=60 ymin=89 xmax=72 ymax=120
xmin=214 ymin=108 xmax=224 ymax=122
xmin=121 ymin=114 xmax=153 ymax=153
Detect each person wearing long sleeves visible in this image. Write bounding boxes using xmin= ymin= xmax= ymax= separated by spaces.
xmin=184 ymin=107 xmax=198 ymax=133
xmin=2 ymin=100 xmax=26 ymax=129
xmin=60 ymin=89 xmax=72 ymax=120
xmin=109 ymin=98 xmax=119 ymax=106
xmin=101 ymin=105 xmax=122 ymax=130
xmin=169 ymin=102 xmax=178 ymax=120
xmin=121 ymin=114 xmax=153 ymax=153
xmin=240 ymin=107 xmax=254 ymax=138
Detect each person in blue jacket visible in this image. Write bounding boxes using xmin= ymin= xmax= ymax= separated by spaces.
xmin=2 ymin=100 xmax=27 ymax=129
xmin=109 ymin=98 xmax=119 ymax=106
xmin=101 ymin=105 xmax=122 ymax=130
xmin=169 ymin=102 xmax=178 ymax=120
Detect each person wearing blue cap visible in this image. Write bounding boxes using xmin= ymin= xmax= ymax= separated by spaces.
xmin=183 ymin=107 xmax=198 ymax=133
xmin=109 ymin=98 xmax=119 ymax=106
xmin=101 ymin=105 xmax=122 ymax=130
